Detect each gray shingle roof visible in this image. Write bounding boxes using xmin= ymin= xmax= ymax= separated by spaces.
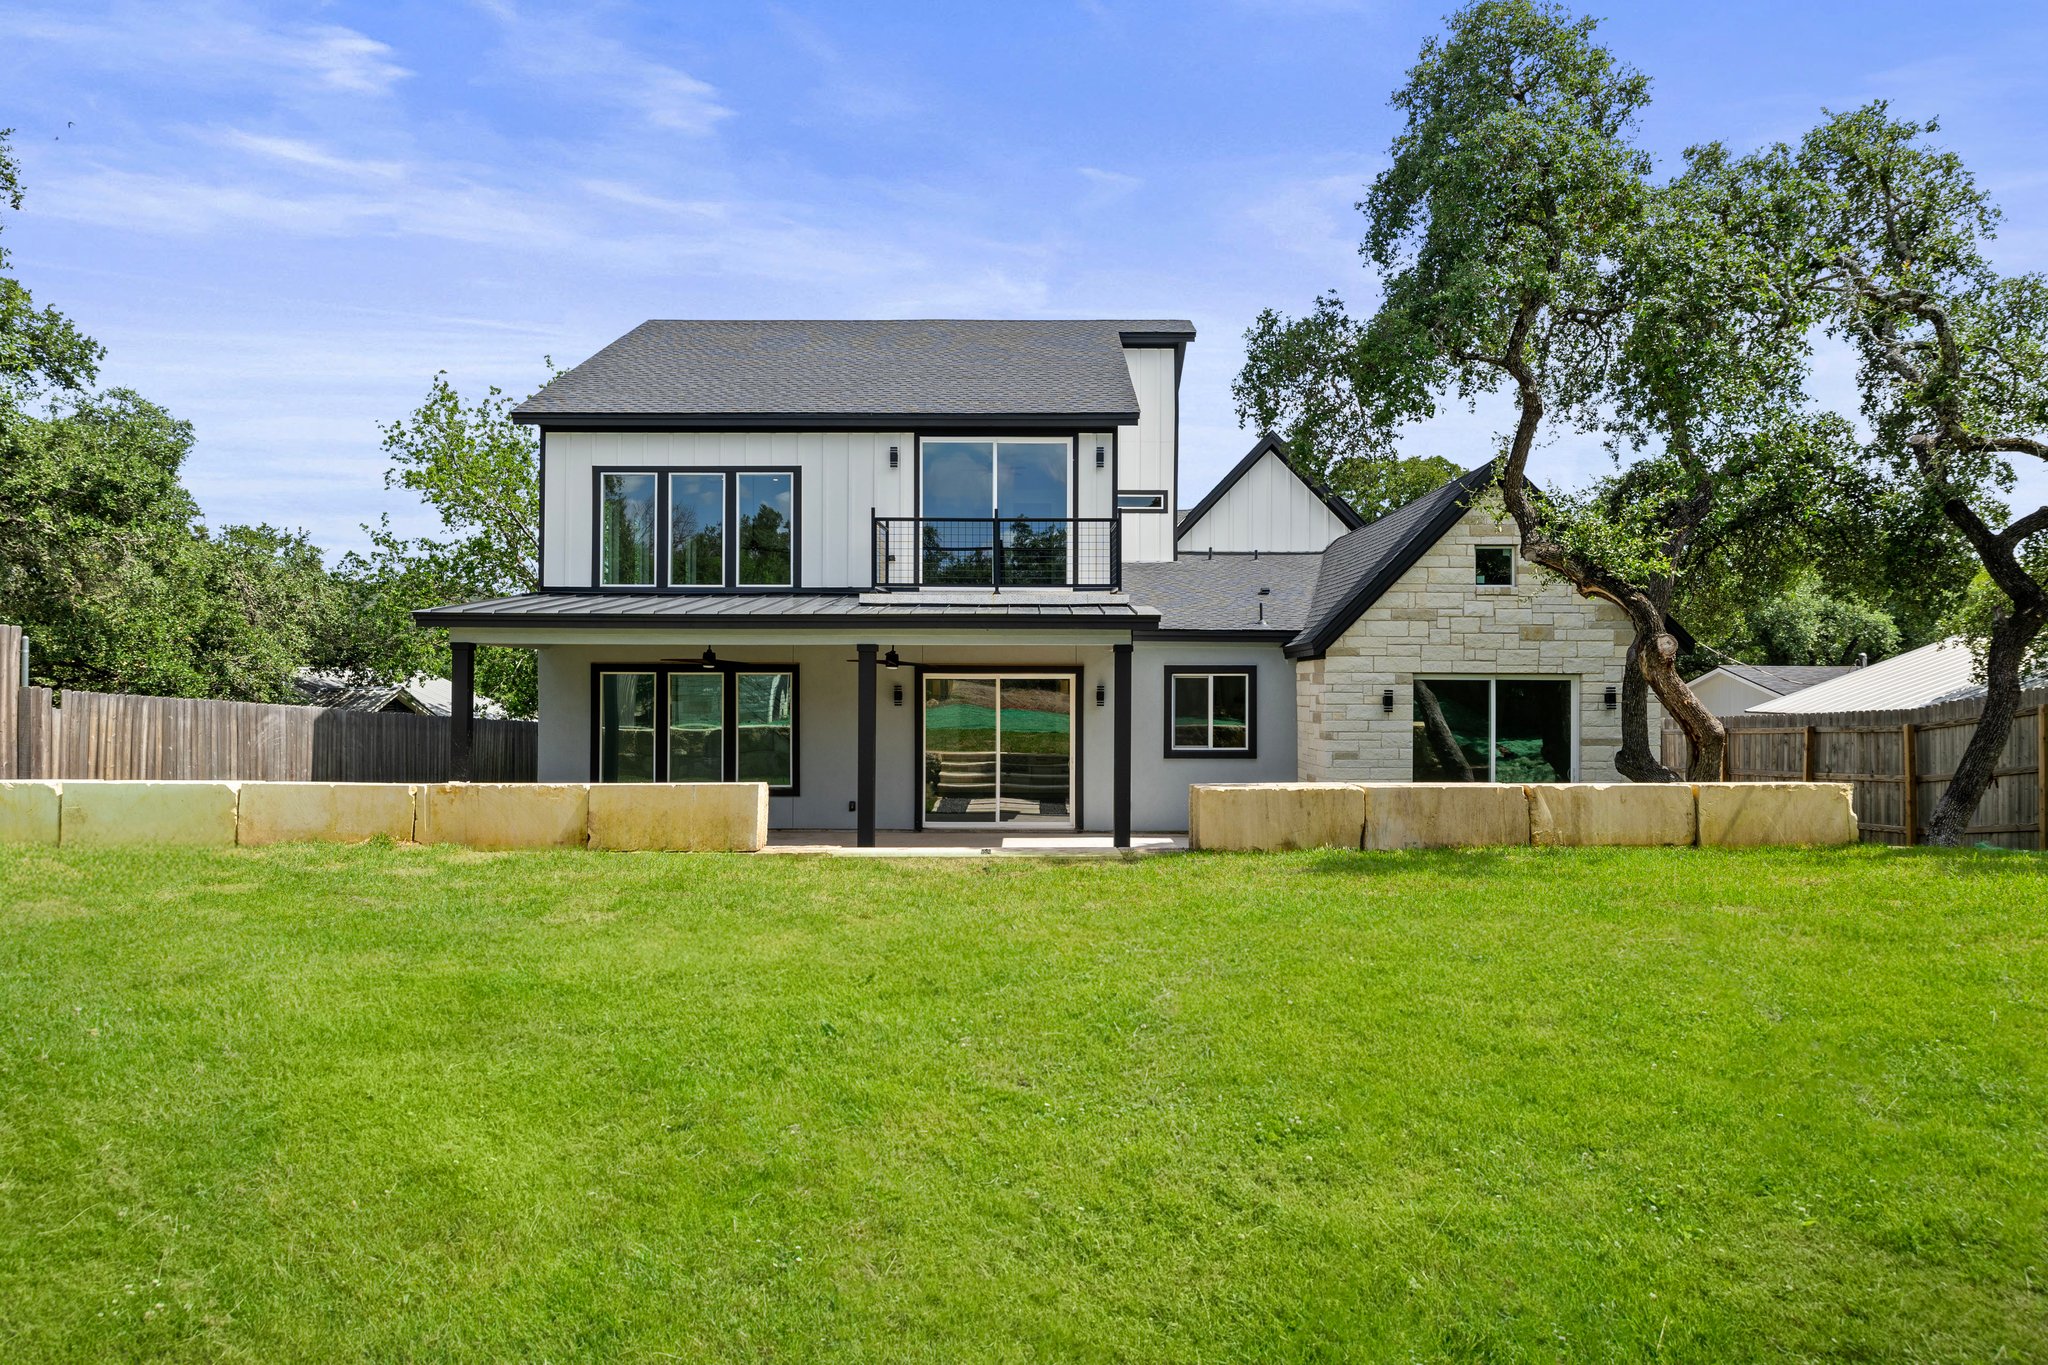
xmin=1123 ymin=554 xmax=1323 ymax=634
xmin=1285 ymin=464 xmax=1497 ymax=658
xmin=1714 ymin=663 xmax=1854 ymax=696
xmin=514 ymin=319 xmax=1196 ymax=423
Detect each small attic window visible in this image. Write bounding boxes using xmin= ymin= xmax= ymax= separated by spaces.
xmin=1475 ymin=545 xmax=1515 ymax=587
xmin=1117 ymin=490 xmax=1168 ymax=512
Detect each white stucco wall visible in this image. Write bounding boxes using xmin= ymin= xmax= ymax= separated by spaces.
xmin=1129 ymin=641 xmax=1298 ymax=829
xmin=1294 ymin=506 xmax=1658 ymax=783
xmin=536 ymin=640 xmax=1122 ymax=831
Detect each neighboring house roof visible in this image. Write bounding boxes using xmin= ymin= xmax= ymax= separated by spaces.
xmin=1174 ymin=434 xmax=1365 ymax=544
xmin=1745 ymin=638 xmax=2012 ymax=714
xmin=1284 ymin=463 xmax=1498 ymax=659
xmin=1699 ymin=662 xmax=1854 ymax=697
xmin=513 ymin=319 xmax=1196 ymax=427
xmin=1124 ymin=553 xmax=1324 ymax=636
xmin=294 ymin=670 xmax=510 ymax=719
xmin=414 ymin=591 xmax=1158 ymax=630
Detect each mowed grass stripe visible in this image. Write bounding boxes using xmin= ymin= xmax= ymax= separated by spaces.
xmin=0 ymin=845 xmax=2042 ymax=1362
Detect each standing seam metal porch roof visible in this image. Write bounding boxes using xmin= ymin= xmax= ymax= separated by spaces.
xmin=413 ymin=592 xmax=1159 ymax=629
xmin=513 ymin=319 xmax=1196 ymax=424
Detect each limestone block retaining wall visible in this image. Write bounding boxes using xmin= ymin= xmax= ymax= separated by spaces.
xmin=0 ymin=781 xmax=769 ymax=851
xmin=1190 ymin=781 xmax=1857 ymax=851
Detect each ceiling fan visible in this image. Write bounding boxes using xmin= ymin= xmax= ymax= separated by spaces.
xmin=841 ymin=647 xmax=905 ymax=668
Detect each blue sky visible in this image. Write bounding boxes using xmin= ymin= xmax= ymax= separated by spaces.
xmin=4 ymin=0 xmax=2045 ymax=555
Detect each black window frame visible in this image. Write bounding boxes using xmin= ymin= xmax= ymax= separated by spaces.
xmin=589 ymin=661 xmax=801 ymax=794
xmin=1161 ymin=666 xmax=1259 ymax=759
xmin=591 ymin=465 xmax=801 ymax=593
xmin=1474 ymin=544 xmax=1516 ymax=587
xmin=1116 ymin=489 xmax=1170 ymax=513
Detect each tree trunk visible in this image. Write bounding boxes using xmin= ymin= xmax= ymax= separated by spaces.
xmin=1615 ymin=632 xmax=1679 ymax=782
xmin=1635 ymin=623 xmax=1724 ymax=781
xmin=1925 ymin=607 xmax=2045 ymax=845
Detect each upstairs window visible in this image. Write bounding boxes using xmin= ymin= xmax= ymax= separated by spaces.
xmin=1117 ymin=490 xmax=1168 ymax=512
xmin=737 ymin=472 xmax=794 ymax=587
xmin=597 ymin=468 xmax=798 ymax=589
xmin=1475 ymin=545 xmax=1515 ymax=587
xmin=1164 ymin=667 xmax=1257 ymax=758
xmin=600 ymin=473 xmax=658 ymax=588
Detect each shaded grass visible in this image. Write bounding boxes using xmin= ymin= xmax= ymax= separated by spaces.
xmin=1 ymin=843 xmax=2044 ymax=1362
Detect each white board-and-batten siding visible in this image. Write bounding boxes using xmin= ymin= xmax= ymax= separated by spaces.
xmin=543 ymin=429 xmax=1132 ymax=590
xmin=1117 ymin=347 xmax=1178 ymax=564
xmin=544 ymin=430 xmax=909 ymax=590
xmin=1177 ymin=450 xmax=1351 ymax=555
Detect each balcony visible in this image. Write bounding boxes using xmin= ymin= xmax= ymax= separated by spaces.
xmin=871 ymin=517 xmax=1121 ymax=591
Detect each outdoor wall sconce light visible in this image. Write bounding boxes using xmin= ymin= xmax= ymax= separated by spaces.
xmin=1095 ymin=683 xmax=1106 ymax=707
xmin=888 ymin=444 xmax=899 ymax=468
xmin=892 ymin=683 xmax=904 ymax=707
xmin=1604 ymin=685 xmax=1618 ymax=710
xmin=1095 ymin=444 xmax=1106 ymax=469
xmin=1381 ymin=687 xmax=1395 ymax=713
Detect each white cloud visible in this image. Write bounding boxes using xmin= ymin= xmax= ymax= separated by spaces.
xmin=474 ymin=1 xmax=730 ymax=135
xmin=0 ymin=3 xmax=409 ymax=95
xmin=212 ymin=130 xmax=407 ymax=181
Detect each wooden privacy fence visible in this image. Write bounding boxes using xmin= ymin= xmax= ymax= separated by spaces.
xmin=1662 ymin=685 xmax=2048 ymax=849
xmin=1 ymin=624 xmax=536 ymax=783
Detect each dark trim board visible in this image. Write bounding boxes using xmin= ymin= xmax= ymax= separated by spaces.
xmin=1285 ymin=463 xmax=1496 ymax=661
xmin=587 ymin=660 xmax=802 ymax=796
xmin=419 ymin=607 xmax=1153 ymax=631
xmin=527 ymin=411 xmax=1137 ymax=431
xmin=536 ymin=428 xmax=549 ymax=591
xmin=1176 ymin=433 xmax=1365 ymax=545
xmin=1133 ymin=628 xmax=1297 ymax=643
xmin=1160 ymin=665 xmax=1260 ymax=760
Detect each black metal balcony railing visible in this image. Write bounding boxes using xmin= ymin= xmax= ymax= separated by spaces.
xmin=872 ymin=517 xmax=1120 ymax=591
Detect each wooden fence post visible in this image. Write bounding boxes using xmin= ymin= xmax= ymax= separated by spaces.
xmin=1802 ymin=725 xmax=1816 ymax=782
xmin=1902 ymin=721 xmax=1918 ymax=847
xmin=0 ymin=623 xmax=18 ymax=779
xmin=2037 ymin=705 xmax=2046 ymax=853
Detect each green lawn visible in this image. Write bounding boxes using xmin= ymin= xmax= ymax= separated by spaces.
xmin=2 ymin=844 xmax=2044 ymax=1362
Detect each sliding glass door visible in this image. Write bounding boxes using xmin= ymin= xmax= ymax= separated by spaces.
xmin=922 ymin=674 xmax=1074 ymax=826
xmin=1412 ymin=678 xmax=1573 ymax=782
xmin=920 ymin=439 xmax=1070 ymax=586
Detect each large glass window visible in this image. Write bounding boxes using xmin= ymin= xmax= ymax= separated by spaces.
xmin=594 ymin=665 xmax=797 ymax=790
xmin=597 ymin=671 xmax=657 ymax=781
xmin=1165 ymin=669 xmax=1255 ymax=756
xmin=735 ymin=672 xmax=794 ymax=787
xmin=595 ymin=468 xmax=795 ymax=590
xmin=669 ymin=473 xmax=726 ymax=587
xmin=600 ymin=473 xmax=658 ymax=587
xmin=918 ymin=438 xmax=1070 ymax=586
xmin=737 ymin=473 xmax=794 ymax=587
xmin=1412 ymin=678 xmax=1572 ymax=782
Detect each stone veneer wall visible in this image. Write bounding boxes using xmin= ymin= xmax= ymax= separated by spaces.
xmin=1295 ymin=505 xmax=1661 ymax=782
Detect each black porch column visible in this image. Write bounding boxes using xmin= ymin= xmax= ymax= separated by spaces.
xmin=449 ymin=640 xmax=476 ymax=783
xmin=856 ymin=643 xmax=877 ymax=847
xmin=1112 ymin=642 xmax=1132 ymax=848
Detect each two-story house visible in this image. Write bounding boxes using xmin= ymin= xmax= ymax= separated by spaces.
xmin=416 ymin=319 xmax=1648 ymax=845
